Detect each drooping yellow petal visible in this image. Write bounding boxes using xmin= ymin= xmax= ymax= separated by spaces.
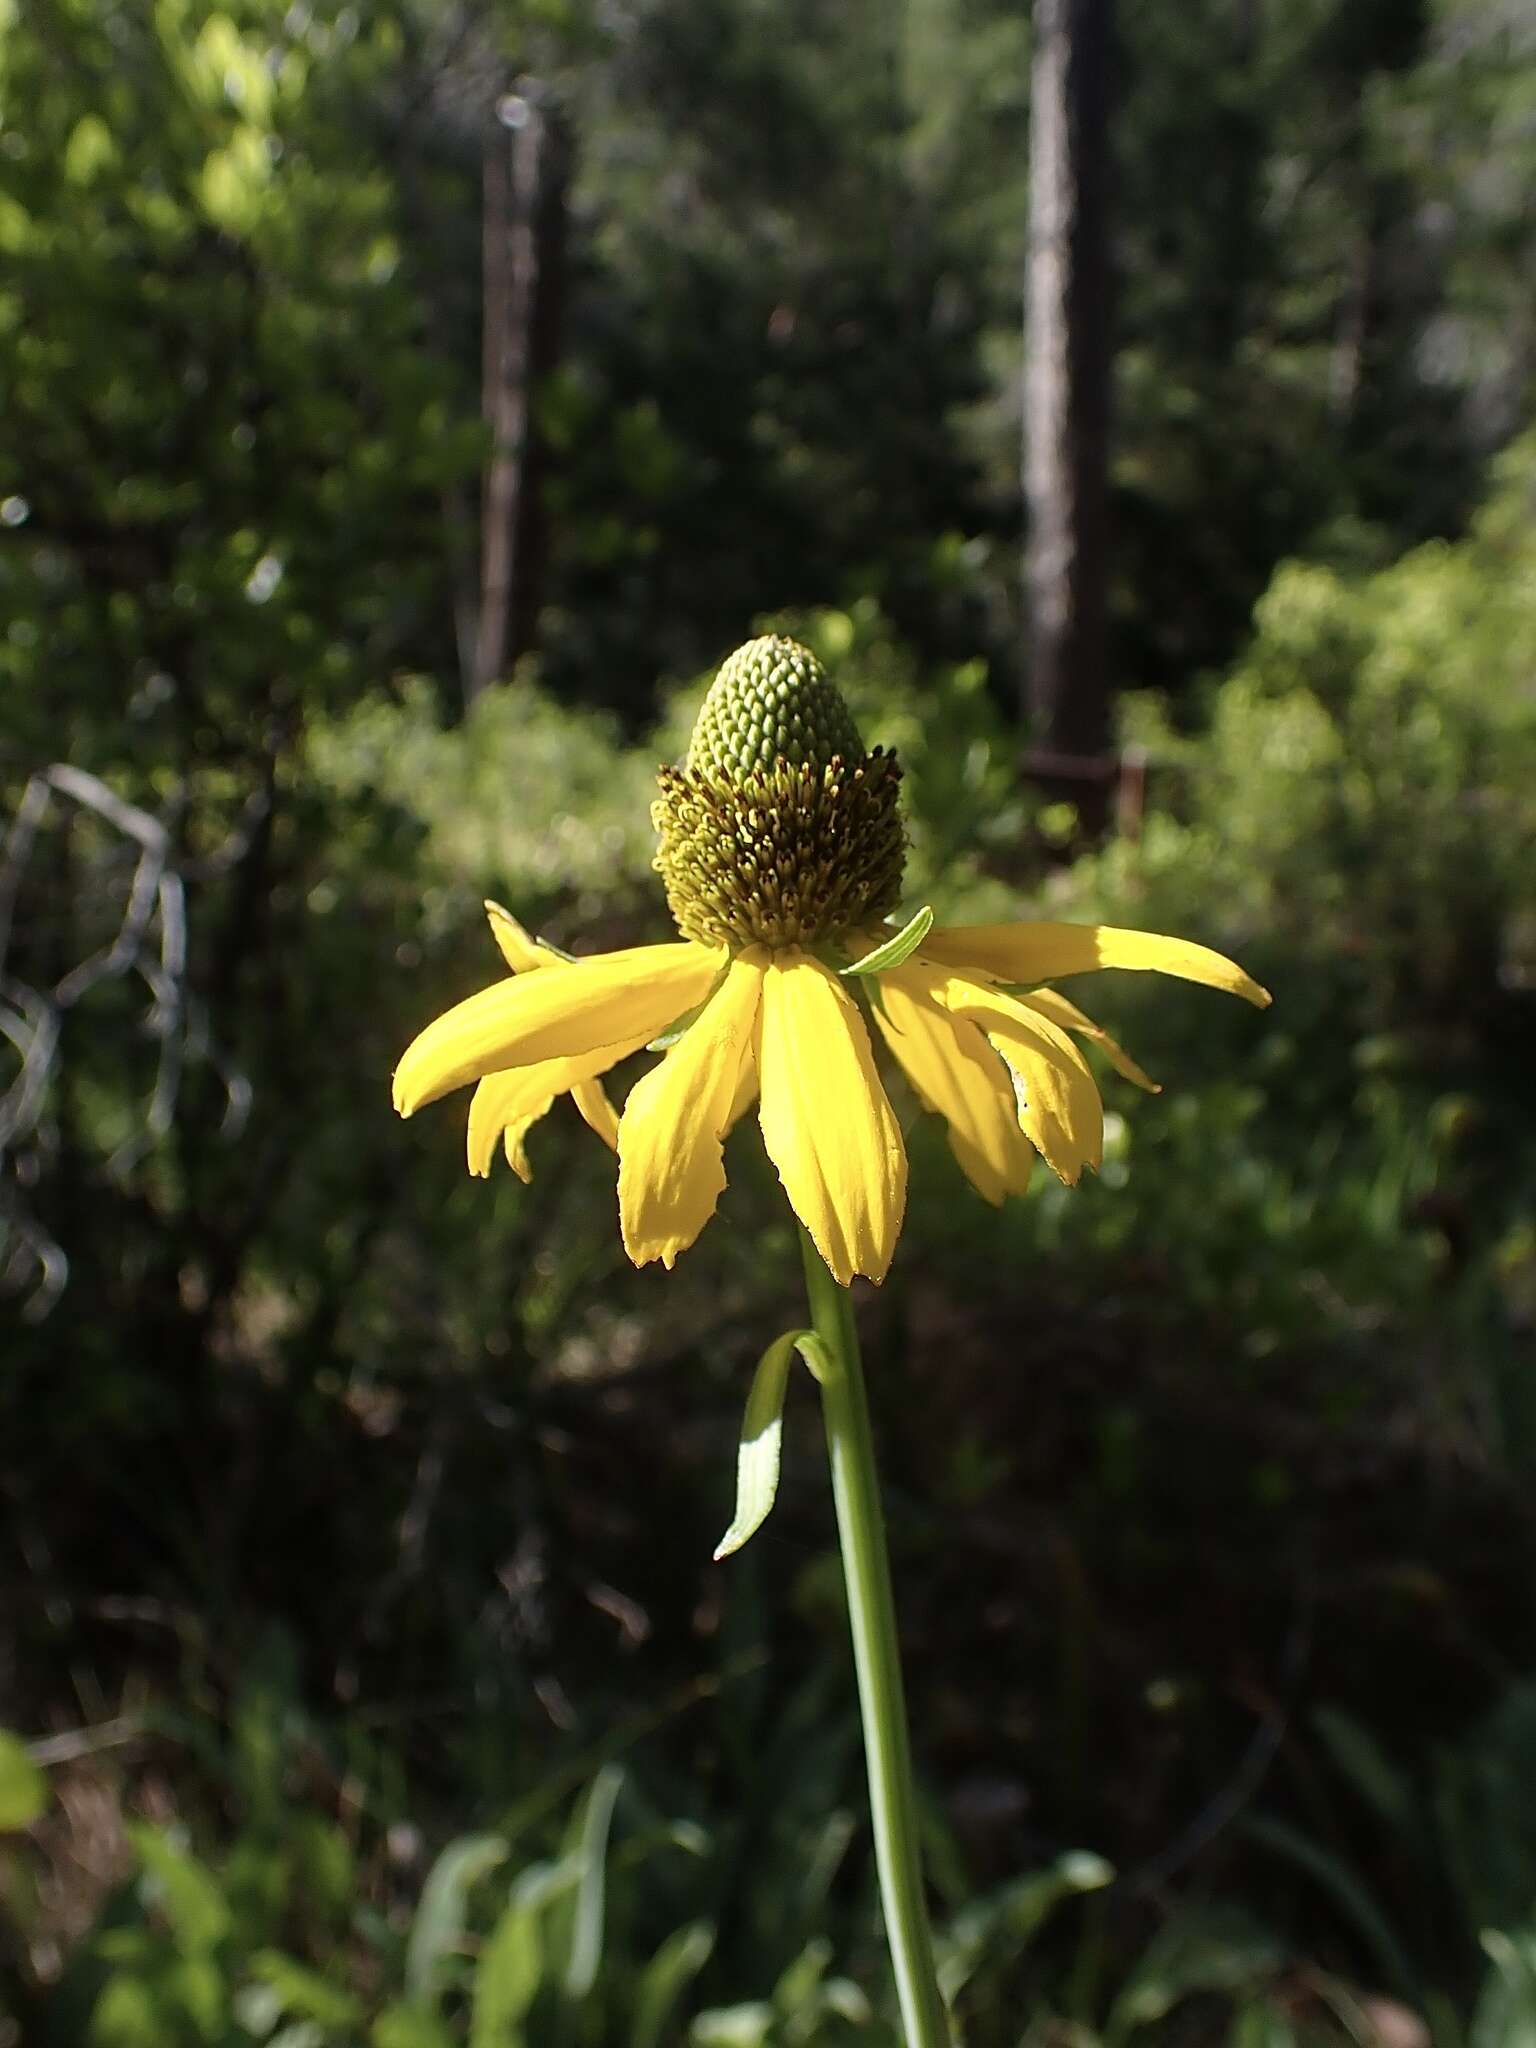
xmin=758 ymin=952 xmax=907 ymax=1285
xmin=481 ymin=902 xmax=623 ymax=1151
xmin=725 ymin=1038 xmax=759 ymax=1133
xmin=977 ymin=1006 xmax=1102 ymax=1183
xmin=393 ymin=941 xmax=723 ymax=1116
xmin=571 ymin=1078 xmax=620 ymax=1149
xmin=619 ymin=952 xmax=766 ymax=1269
xmin=467 ymin=1026 xmax=646 ymax=1180
xmin=875 ymin=970 xmax=1033 ymax=1205
xmin=903 ymin=960 xmax=1103 ymax=1183
xmin=479 ymin=905 xmax=622 ymax=1163
xmin=922 ymin=922 xmax=1272 ymax=1008
xmin=467 ymin=1067 xmax=561 ymax=1182
xmin=1018 ymin=987 xmax=1160 ymax=1093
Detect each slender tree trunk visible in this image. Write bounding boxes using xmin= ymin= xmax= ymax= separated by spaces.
xmin=1023 ymin=0 xmax=1114 ymax=812
xmin=473 ymin=86 xmax=571 ymax=701
xmin=1329 ymin=203 xmax=1378 ymax=424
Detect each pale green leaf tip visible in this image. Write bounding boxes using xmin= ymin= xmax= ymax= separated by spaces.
xmin=713 ymin=1328 xmax=825 ymax=1561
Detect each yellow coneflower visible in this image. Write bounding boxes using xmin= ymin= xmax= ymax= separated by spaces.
xmin=393 ymin=635 xmax=1269 ymax=1284
xmin=393 ymin=632 xmax=1273 ymax=2048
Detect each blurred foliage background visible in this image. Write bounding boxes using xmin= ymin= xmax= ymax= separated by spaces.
xmin=2 ymin=0 xmax=1536 ymax=2042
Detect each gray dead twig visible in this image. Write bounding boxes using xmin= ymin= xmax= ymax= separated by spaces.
xmin=0 ymin=765 xmax=250 ymax=1319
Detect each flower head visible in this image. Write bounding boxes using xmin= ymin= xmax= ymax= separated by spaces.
xmin=393 ymin=635 xmax=1270 ymax=1284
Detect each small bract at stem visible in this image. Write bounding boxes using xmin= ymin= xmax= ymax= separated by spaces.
xmin=799 ymin=1227 xmax=952 ymax=2048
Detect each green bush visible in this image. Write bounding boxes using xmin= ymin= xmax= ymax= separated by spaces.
xmin=895 ymin=435 xmax=1536 ymax=1365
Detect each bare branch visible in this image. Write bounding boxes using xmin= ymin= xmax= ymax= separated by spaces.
xmin=0 ymin=763 xmax=250 ymax=1313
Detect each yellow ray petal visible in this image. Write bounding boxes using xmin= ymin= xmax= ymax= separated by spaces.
xmin=923 ymin=922 xmax=1272 ymax=1008
xmin=875 ymin=970 xmax=1033 ymax=1205
xmin=467 ymin=1067 xmax=561 ymax=1182
xmin=393 ymin=941 xmax=722 ymax=1116
xmin=905 ymin=961 xmax=1103 ymax=1183
xmin=467 ymin=1028 xmax=644 ymax=1179
xmin=484 ymin=899 xmax=548 ymax=975
xmin=758 ymin=952 xmax=907 ymax=1285
xmin=571 ymin=1077 xmax=620 ymax=1150
xmin=1018 ymin=987 xmax=1160 ymax=1093
xmin=475 ymin=910 xmax=626 ymax=1161
xmin=619 ymin=952 xmax=767 ymax=1269
xmin=482 ymin=902 xmax=623 ymax=1151
xmin=725 ymin=1037 xmax=759 ymax=1133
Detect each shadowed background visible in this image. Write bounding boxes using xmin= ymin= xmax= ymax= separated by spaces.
xmin=2 ymin=2 xmax=1535 ymax=2043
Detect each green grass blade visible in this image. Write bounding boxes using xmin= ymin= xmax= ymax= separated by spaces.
xmin=563 ymin=1765 xmax=624 ymax=2001
xmin=630 ymin=1921 xmax=715 ymax=2048
xmin=470 ymin=1892 xmax=544 ymax=2048
xmin=404 ymin=1834 xmax=509 ymax=2005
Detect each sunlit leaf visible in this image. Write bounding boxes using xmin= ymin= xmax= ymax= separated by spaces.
xmin=563 ymin=1765 xmax=623 ymax=2000
xmin=630 ymin=1921 xmax=715 ymax=2048
xmin=249 ymin=1950 xmax=363 ymax=2031
xmin=0 ymin=1729 xmax=46 ymax=1831
xmin=713 ymin=1328 xmax=830 ymax=1560
xmin=129 ymin=1824 xmax=231 ymax=1953
xmin=404 ymin=1834 xmax=508 ymax=2004
xmin=840 ymin=905 xmax=934 ymax=978
xmin=470 ymin=1895 xmax=543 ymax=2048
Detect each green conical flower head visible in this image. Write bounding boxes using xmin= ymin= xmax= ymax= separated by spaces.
xmin=688 ymin=635 xmax=866 ymax=780
xmin=655 ymin=635 xmax=906 ymax=950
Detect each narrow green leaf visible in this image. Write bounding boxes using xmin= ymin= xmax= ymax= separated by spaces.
xmin=840 ymin=904 xmax=934 ymax=978
xmin=85 ymin=1971 xmax=162 ymax=2046
xmin=372 ymin=2003 xmax=458 ymax=2048
xmin=938 ymin=1851 xmax=1113 ymax=2004
xmin=630 ymin=1921 xmax=715 ymax=2048
xmin=794 ymin=1809 xmax=857 ymax=1925
xmin=821 ymin=1979 xmax=873 ymax=2024
xmin=249 ymin=1949 xmax=364 ymax=2030
xmin=1473 ymin=1929 xmax=1536 ymax=2048
xmin=534 ymin=936 xmax=577 ymax=964
xmin=1229 ymin=2001 xmax=1298 ymax=2048
xmin=0 ymin=1729 xmax=47 ymax=1831
xmin=1310 ymin=1705 xmax=1415 ymax=1836
xmin=288 ymin=1813 xmax=356 ymax=1924
xmin=689 ymin=2002 xmax=775 ymax=2047
xmin=563 ymin=1765 xmax=623 ymax=2000
xmin=1106 ymin=1906 xmax=1284 ymax=2038
xmin=1242 ymin=1813 xmax=1418 ymax=2003
xmin=470 ymin=1894 xmax=543 ymax=2048
xmin=713 ymin=1329 xmax=830 ymax=1560
xmin=509 ymin=1853 xmax=582 ymax=1913
xmin=404 ymin=1834 xmax=509 ymax=2005
xmin=128 ymin=1823 xmax=232 ymax=1953
xmin=269 ymin=2023 xmax=329 ymax=2048
xmin=771 ymin=1937 xmax=831 ymax=2017
xmin=647 ymin=996 xmax=708 ymax=1051
xmin=169 ymin=1952 xmax=225 ymax=2039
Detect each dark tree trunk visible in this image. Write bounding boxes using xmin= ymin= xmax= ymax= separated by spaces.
xmin=473 ymin=86 xmax=571 ymax=700
xmin=1022 ymin=0 xmax=1114 ymax=816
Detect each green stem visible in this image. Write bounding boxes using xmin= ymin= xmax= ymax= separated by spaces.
xmin=800 ymin=1227 xmax=950 ymax=2048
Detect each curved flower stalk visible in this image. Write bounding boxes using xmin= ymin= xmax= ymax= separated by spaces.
xmin=394 ymin=636 xmax=1268 ymax=1283
xmin=391 ymin=635 xmax=1271 ymax=2048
